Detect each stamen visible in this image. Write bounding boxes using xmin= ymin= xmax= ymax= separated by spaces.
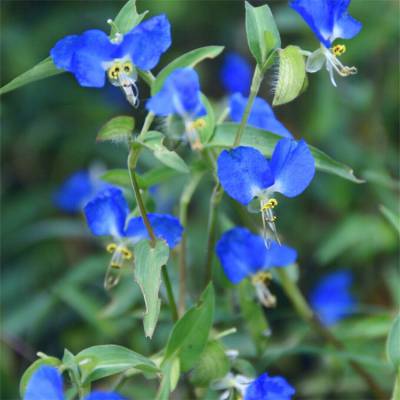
xmin=332 ymin=44 xmax=346 ymax=57
xmin=251 ymin=273 xmax=276 ymax=308
xmin=106 ymin=243 xmax=117 ymax=253
xmin=260 ymin=198 xmax=278 ymax=211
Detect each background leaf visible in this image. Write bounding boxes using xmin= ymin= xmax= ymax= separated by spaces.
xmin=134 ymin=240 xmax=170 ymax=338
xmin=387 ymin=314 xmax=400 ymax=369
xmin=110 ymin=0 xmax=148 ymax=38
xmin=97 ymin=116 xmax=135 ymax=142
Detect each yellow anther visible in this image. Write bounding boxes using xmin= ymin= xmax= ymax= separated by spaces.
xmin=108 ymin=62 xmax=123 ymax=79
xmin=121 ymin=247 xmax=133 ymax=260
xmin=261 ymin=198 xmax=278 ymax=211
xmin=193 ymin=118 xmax=206 ymax=129
xmin=332 ymin=44 xmax=346 ymax=57
xmin=110 ymin=263 xmax=122 ymax=269
xmin=251 ymin=271 xmax=272 ymax=285
xmin=106 ymin=243 xmax=117 ymax=253
xmin=122 ymin=61 xmax=133 ymax=74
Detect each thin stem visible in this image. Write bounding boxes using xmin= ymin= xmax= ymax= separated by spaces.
xmin=138 ymin=111 xmax=155 ymax=140
xmin=204 ymin=183 xmax=223 ymax=283
xmin=127 ymin=149 xmax=178 ymax=321
xmin=233 ymin=65 xmax=264 ymax=147
xmin=178 ymin=173 xmax=204 ymax=316
xmin=276 ymin=268 xmax=388 ymax=400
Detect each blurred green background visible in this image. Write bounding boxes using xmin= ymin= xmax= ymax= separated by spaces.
xmin=1 ymin=0 xmax=399 ymax=399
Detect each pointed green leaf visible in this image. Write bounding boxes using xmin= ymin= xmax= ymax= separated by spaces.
xmin=0 ymin=57 xmax=63 ymax=96
xmin=75 ymin=345 xmax=159 ymax=383
xmin=245 ymin=1 xmax=280 ymax=68
xmin=152 ymin=46 xmax=224 ymax=95
xmin=198 ymin=93 xmax=216 ymax=145
xmin=97 ymin=116 xmax=135 ymax=142
xmin=273 ymin=45 xmax=306 ymax=106
xmin=19 ymin=357 xmax=61 ymax=397
xmin=110 ymin=0 xmax=148 ymax=38
xmin=134 ymin=240 xmax=170 ymax=338
xmin=380 ymin=205 xmax=400 ymax=235
xmin=207 ymin=123 xmax=363 ymax=183
xmin=164 ymin=283 xmax=215 ymax=372
xmin=387 ymin=314 xmax=400 ymax=369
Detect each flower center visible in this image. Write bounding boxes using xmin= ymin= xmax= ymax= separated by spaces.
xmin=260 ymin=198 xmax=278 ymax=221
xmin=106 ymin=242 xmax=133 ymax=267
xmin=107 ymin=61 xmax=134 ymax=80
xmin=331 ymin=44 xmax=346 ymax=57
xmin=251 ymin=270 xmax=272 ymax=285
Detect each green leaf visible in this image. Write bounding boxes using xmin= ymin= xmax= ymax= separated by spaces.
xmin=198 ymin=94 xmax=216 ymax=145
xmin=19 ymin=357 xmax=61 ymax=397
xmin=191 ymin=341 xmax=230 ymax=387
xmin=156 ymin=360 xmax=174 ymax=400
xmin=138 ymin=131 xmax=190 ymax=173
xmin=97 ymin=116 xmax=135 ymax=142
xmin=207 ymin=123 xmax=364 ymax=183
xmin=0 ymin=57 xmax=63 ymax=96
xmin=101 ymin=167 xmax=179 ymax=190
xmin=152 ymin=46 xmax=224 ymax=95
xmin=238 ymin=279 xmax=269 ymax=352
xmin=273 ymin=45 xmax=306 ymax=106
xmin=134 ymin=240 xmax=170 ymax=338
xmin=169 ymin=357 xmax=180 ymax=392
xmin=387 ymin=314 xmax=400 ymax=369
xmin=245 ymin=1 xmax=280 ymax=68
xmin=76 ymin=345 xmax=159 ymax=383
xmin=164 ymin=283 xmax=215 ymax=372
xmin=110 ymin=0 xmax=148 ymax=38
xmin=380 ymin=205 xmax=400 ymax=235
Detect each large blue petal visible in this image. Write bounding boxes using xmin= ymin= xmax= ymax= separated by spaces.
xmin=84 ymin=392 xmax=126 ymax=400
xmin=244 ymin=373 xmax=295 ymax=400
xmin=124 ymin=213 xmax=183 ymax=248
xmin=84 ymin=188 xmax=129 ymax=238
xmin=147 ymin=68 xmax=205 ymax=118
xmin=216 ymin=227 xmax=268 ymax=284
xmin=229 ymin=93 xmax=293 ymax=138
xmin=119 ymin=15 xmax=171 ymax=71
xmin=69 ymin=30 xmax=116 ymax=87
xmin=50 ymin=34 xmax=81 ymax=71
xmin=24 ymin=366 xmax=64 ymax=400
xmin=290 ymin=0 xmax=361 ymax=47
xmin=217 ymin=146 xmax=274 ymax=205
xmin=310 ymin=270 xmax=356 ymax=326
xmin=269 ymin=139 xmax=315 ymax=198
xmin=264 ymin=241 xmax=297 ymax=269
xmin=53 ymin=170 xmax=94 ymax=213
xmin=220 ymin=53 xmax=252 ymax=96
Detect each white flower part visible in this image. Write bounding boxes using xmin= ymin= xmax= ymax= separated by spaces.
xmin=211 ymin=373 xmax=253 ymax=399
xmin=254 ymin=281 xmax=277 ymax=308
xmin=225 ymin=349 xmax=239 ymax=360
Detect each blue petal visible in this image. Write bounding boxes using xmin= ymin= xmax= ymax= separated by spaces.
xmin=124 ymin=213 xmax=183 ymax=248
xmin=290 ymin=0 xmax=361 ymax=47
xmin=24 ymin=366 xmax=64 ymax=400
xmin=53 ymin=170 xmax=94 ymax=213
xmin=269 ymin=139 xmax=315 ymax=198
xmin=244 ymin=373 xmax=295 ymax=400
xmin=217 ymin=146 xmax=274 ymax=205
xmin=119 ymin=15 xmax=171 ymax=71
xmin=147 ymin=68 xmax=205 ymax=118
xmin=84 ymin=392 xmax=126 ymax=400
xmin=229 ymin=93 xmax=293 ymax=138
xmin=50 ymin=34 xmax=81 ymax=71
xmin=220 ymin=53 xmax=252 ymax=96
xmin=310 ymin=270 xmax=356 ymax=326
xmin=216 ymin=227 xmax=296 ymax=284
xmin=84 ymin=188 xmax=129 ymax=238
xmin=216 ymin=227 xmax=269 ymax=284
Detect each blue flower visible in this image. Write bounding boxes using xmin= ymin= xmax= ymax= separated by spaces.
xmin=244 ymin=372 xmax=295 ymax=400
xmin=51 ymin=15 xmax=171 ymax=104
xmin=54 ymin=169 xmax=113 ymax=213
xmin=229 ymin=93 xmax=293 ymax=138
xmin=216 ymin=227 xmax=297 ymax=285
xmin=146 ymin=67 xmax=206 ymax=148
xmin=290 ymin=0 xmax=362 ymax=86
xmin=220 ymin=53 xmax=252 ymax=96
xmin=84 ymin=188 xmax=183 ymax=288
xmin=24 ymin=365 xmax=125 ymax=400
xmin=310 ymin=270 xmax=356 ymax=326
xmin=217 ymin=139 xmax=315 ymax=206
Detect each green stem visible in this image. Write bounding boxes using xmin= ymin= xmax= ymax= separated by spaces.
xmin=233 ymin=65 xmax=264 ymax=147
xmin=178 ymin=173 xmax=204 ymax=316
xmin=138 ymin=111 xmax=155 ymax=140
xmin=276 ymin=268 xmax=388 ymax=400
xmin=204 ymin=183 xmax=223 ymax=283
xmin=127 ymin=149 xmax=178 ymax=322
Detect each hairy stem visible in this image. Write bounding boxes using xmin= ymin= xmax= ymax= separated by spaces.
xmin=204 ymin=183 xmax=223 ymax=283
xmin=232 ymin=65 xmax=264 ymax=147
xmin=276 ymin=268 xmax=388 ymax=400
xmin=127 ymin=149 xmax=178 ymax=322
xmin=178 ymin=173 xmax=204 ymax=316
